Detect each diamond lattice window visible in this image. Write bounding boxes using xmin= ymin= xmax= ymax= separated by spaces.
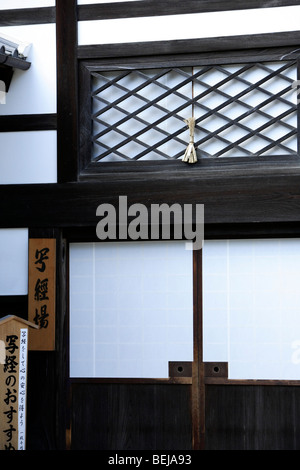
xmin=80 ymin=56 xmax=298 ymax=165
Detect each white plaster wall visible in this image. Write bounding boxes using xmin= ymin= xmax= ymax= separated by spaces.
xmin=0 ymin=1 xmax=54 ymax=9
xmin=0 ymin=229 xmax=28 ymax=295
xmin=0 ymin=22 xmax=57 ymax=184
xmin=78 ymin=6 xmax=300 ymax=45
xmin=0 ymin=23 xmax=56 ymax=115
xmin=0 ymin=131 xmax=57 ymax=184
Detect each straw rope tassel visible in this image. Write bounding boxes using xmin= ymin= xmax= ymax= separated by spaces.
xmin=182 ymin=117 xmax=197 ymax=164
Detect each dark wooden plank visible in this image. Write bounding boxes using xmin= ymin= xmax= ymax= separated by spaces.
xmin=169 ymin=361 xmax=192 ymax=378
xmin=0 ymin=114 xmax=57 ymax=132
xmin=205 ymin=385 xmax=300 ymax=449
xmin=71 ymin=384 xmax=192 ymax=450
xmin=26 ymin=352 xmax=57 ymax=450
xmin=78 ymin=62 xmax=93 ymax=173
xmin=77 ymin=31 xmax=300 ymax=59
xmin=80 ymin=155 xmax=300 ymax=177
xmin=0 ymin=7 xmax=56 ymax=26
xmin=70 ymin=377 xmax=192 ymax=384
xmin=55 ymin=230 xmax=69 ymax=450
xmin=2 ymin=166 xmax=300 ymax=229
xmin=78 ymin=0 xmax=300 ymax=21
xmin=205 ymin=378 xmax=300 ymax=386
xmin=0 ymin=296 xmax=28 ymax=321
xmin=56 ymin=0 xmax=78 ymax=183
xmin=80 ymin=45 xmax=300 ymax=68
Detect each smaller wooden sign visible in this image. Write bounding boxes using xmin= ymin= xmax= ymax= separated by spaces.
xmin=0 ymin=315 xmax=38 ymax=450
xmin=28 ymin=238 xmax=56 ymax=351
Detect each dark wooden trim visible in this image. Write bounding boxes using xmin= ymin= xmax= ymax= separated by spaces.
xmin=205 ymin=378 xmax=300 ymax=385
xmin=169 ymin=361 xmax=192 ymax=378
xmin=3 ymin=168 xmax=300 ymax=229
xmin=1 ymin=1 xmax=297 ymax=27
xmin=204 ymin=362 xmax=228 ymax=378
xmin=78 ymin=62 xmax=92 ymax=173
xmin=1 ymin=0 xmax=296 ymax=27
xmin=63 ymin=222 xmax=300 ymax=243
xmin=204 ymin=222 xmax=300 ymax=240
xmin=79 ymin=47 xmax=298 ymax=175
xmin=77 ymin=31 xmax=300 ymax=59
xmin=56 ymin=0 xmax=78 ymax=183
xmin=55 ymin=230 xmax=69 ymax=449
xmin=0 ymin=7 xmax=56 ymax=26
xmin=192 ymin=249 xmax=204 ymax=450
xmin=0 ymin=295 xmax=28 ymax=320
xmin=80 ymin=46 xmax=300 ymax=70
xmin=79 ymin=156 xmax=300 ymax=180
xmin=0 ymin=114 xmax=57 ymax=132
xmin=70 ymin=377 xmax=192 ymax=384
xmin=78 ymin=0 xmax=300 ymax=21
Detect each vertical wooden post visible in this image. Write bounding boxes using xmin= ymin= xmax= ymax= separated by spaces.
xmin=192 ymin=248 xmax=205 ymax=449
xmin=56 ymin=0 xmax=78 ymax=182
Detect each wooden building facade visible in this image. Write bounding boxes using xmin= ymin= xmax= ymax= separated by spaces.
xmin=1 ymin=0 xmax=300 ymax=451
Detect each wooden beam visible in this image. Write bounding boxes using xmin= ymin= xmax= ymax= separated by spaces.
xmin=0 ymin=114 xmax=57 ymax=132
xmin=1 ymin=167 xmax=300 ymax=229
xmin=0 ymin=7 xmax=55 ymax=26
xmin=78 ymin=0 xmax=300 ymax=21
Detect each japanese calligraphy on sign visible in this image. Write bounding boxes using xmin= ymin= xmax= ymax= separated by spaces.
xmin=28 ymin=239 xmax=56 ymax=351
xmin=0 ymin=316 xmax=38 ymax=450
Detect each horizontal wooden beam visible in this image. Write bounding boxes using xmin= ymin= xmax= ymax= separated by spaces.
xmin=70 ymin=377 xmax=192 ymax=384
xmin=0 ymin=114 xmax=57 ymax=132
xmin=1 ymin=0 xmax=298 ymax=27
xmin=0 ymin=7 xmax=56 ymax=26
xmin=0 ymin=1 xmax=298 ymax=28
xmin=77 ymin=0 xmax=300 ymax=21
xmin=205 ymin=377 xmax=300 ymax=385
xmin=1 ymin=167 xmax=300 ymax=230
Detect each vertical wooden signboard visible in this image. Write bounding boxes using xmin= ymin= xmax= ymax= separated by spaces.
xmin=0 ymin=316 xmax=38 ymax=450
xmin=28 ymin=238 xmax=56 ymax=351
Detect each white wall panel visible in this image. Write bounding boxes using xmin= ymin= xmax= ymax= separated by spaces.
xmin=0 ymin=229 xmax=28 ymax=295
xmin=78 ymin=6 xmax=300 ymax=45
xmin=0 ymin=24 xmax=56 ymax=115
xmin=69 ymin=241 xmax=193 ymax=378
xmin=0 ymin=131 xmax=57 ymax=184
xmin=0 ymin=1 xmax=54 ymax=9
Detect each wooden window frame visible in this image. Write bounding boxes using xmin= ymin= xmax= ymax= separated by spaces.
xmin=78 ymin=46 xmax=299 ymax=179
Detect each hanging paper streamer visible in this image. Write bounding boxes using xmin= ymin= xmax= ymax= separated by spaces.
xmin=182 ymin=117 xmax=197 ymax=164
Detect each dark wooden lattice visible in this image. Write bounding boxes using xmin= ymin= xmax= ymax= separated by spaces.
xmin=90 ymin=60 xmax=297 ymax=163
